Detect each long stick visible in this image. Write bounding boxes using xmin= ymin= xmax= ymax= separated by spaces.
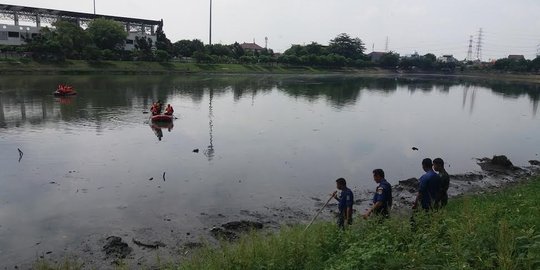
xmin=304 ymin=192 xmax=335 ymax=232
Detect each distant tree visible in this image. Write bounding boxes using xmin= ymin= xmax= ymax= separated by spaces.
xmin=134 ymin=36 xmax=154 ymax=61
xmin=87 ymin=18 xmax=127 ymax=50
xmin=101 ymin=49 xmax=120 ymax=60
xmin=230 ymin=42 xmax=245 ymax=59
xmin=424 ymin=53 xmax=436 ymax=63
xmin=173 ymin=39 xmax=205 ymax=57
xmin=206 ymin=44 xmax=232 ymax=57
xmin=493 ymin=58 xmax=511 ymax=70
xmin=531 ymin=56 xmax=540 ymax=72
xmin=284 ymin=45 xmax=307 ymax=56
xmin=155 ymin=20 xmax=173 ymax=54
xmin=379 ymin=52 xmax=400 ymax=68
xmin=26 ymin=27 xmax=65 ymax=62
xmin=305 ymin=42 xmax=326 ymax=55
xmin=328 ymin=33 xmax=365 ymax=60
xmin=53 ymin=20 xmax=91 ymax=59
xmin=154 ymin=49 xmax=171 ymax=62
xmin=193 ymin=51 xmax=213 ymax=63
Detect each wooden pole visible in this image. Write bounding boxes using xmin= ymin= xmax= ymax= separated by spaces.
xmin=304 ymin=192 xmax=335 ymax=232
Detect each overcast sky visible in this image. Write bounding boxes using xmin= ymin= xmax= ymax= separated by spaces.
xmin=7 ymin=0 xmax=540 ymax=59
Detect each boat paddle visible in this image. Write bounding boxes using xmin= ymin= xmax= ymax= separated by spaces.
xmin=304 ymin=191 xmax=336 ymax=232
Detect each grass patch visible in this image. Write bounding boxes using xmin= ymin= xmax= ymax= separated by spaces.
xmin=0 ymin=60 xmax=366 ymax=75
xmin=173 ymin=178 xmax=540 ymax=270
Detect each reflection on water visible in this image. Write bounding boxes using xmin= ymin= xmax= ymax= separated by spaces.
xmin=205 ymin=88 xmax=216 ymax=161
xmin=0 ymin=74 xmax=539 ymax=266
xmin=0 ymin=75 xmax=538 ymax=130
xmin=150 ymin=122 xmax=174 ymax=141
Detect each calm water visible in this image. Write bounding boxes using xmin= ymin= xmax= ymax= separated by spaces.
xmin=0 ymin=75 xmax=539 ymax=265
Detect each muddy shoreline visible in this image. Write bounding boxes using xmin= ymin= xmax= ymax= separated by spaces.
xmin=11 ymin=156 xmax=540 ymax=269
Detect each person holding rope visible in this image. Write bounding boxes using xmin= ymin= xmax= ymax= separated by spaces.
xmin=363 ymin=169 xmax=392 ymax=219
xmin=333 ymin=178 xmax=354 ymax=229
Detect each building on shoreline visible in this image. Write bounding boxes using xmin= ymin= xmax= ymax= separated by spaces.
xmin=0 ymin=4 xmax=161 ymax=50
xmin=240 ymin=42 xmax=264 ymax=54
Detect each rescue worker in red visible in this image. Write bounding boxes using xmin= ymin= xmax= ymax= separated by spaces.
xmin=150 ymin=102 xmax=158 ymax=116
xmin=165 ymin=104 xmax=174 ymax=116
xmin=58 ymin=84 xmax=74 ymax=94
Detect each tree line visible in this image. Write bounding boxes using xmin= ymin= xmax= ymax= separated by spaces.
xmin=1 ymin=21 xmax=539 ymax=73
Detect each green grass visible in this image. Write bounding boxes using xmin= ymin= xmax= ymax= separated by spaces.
xmin=0 ymin=59 xmax=364 ymax=75
xmin=171 ymin=178 xmax=540 ymax=270
xmin=34 ymin=177 xmax=540 ymax=269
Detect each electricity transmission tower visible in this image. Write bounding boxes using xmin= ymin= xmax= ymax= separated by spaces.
xmin=467 ymin=35 xmax=474 ymax=61
xmin=475 ymin=28 xmax=483 ymax=61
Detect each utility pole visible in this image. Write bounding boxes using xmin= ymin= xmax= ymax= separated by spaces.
xmin=475 ymin=28 xmax=483 ymax=61
xmin=385 ymin=36 xmax=389 ymax=52
xmin=265 ymin=37 xmax=268 ymax=49
xmin=209 ymin=0 xmax=213 ymax=45
xmin=93 ymin=0 xmax=96 ymax=14
xmin=537 ymin=44 xmax=540 ymax=57
xmin=467 ymin=35 xmax=474 ymax=61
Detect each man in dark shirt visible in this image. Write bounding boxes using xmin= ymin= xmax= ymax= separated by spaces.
xmin=333 ymin=178 xmax=354 ymax=229
xmin=413 ymin=158 xmax=441 ymax=211
xmin=363 ymin=169 xmax=392 ymax=219
xmin=433 ymin=158 xmax=450 ymax=208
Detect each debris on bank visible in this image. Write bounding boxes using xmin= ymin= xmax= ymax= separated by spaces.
xmin=210 ymin=220 xmax=264 ymax=241
xmin=102 ymin=236 xmax=132 ymax=259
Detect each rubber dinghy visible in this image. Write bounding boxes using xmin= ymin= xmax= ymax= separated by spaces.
xmin=53 ymin=91 xmax=77 ymax=97
xmin=151 ymin=114 xmax=174 ymax=122
xmin=53 ymin=84 xmax=77 ymax=96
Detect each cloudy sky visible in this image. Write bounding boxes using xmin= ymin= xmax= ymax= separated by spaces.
xmin=6 ymin=0 xmax=540 ymax=59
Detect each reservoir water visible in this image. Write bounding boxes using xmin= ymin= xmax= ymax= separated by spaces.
xmin=0 ymin=75 xmax=539 ymax=266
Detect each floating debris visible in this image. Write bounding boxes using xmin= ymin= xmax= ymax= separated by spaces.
xmin=132 ymin=238 xmax=166 ymax=249
xmin=17 ymin=148 xmax=23 ymax=162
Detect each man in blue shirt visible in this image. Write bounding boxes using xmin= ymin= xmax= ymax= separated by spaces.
xmin=333 ymin=178 xmax=354 ymax=229
xmin=363 ymin=169 xmax=392 ymax=219
xmin=413 ymin=158 xmax=441 ymax=211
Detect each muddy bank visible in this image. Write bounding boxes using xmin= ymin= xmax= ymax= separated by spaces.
xmin=20 ymin=156 xmax=540 ymax=269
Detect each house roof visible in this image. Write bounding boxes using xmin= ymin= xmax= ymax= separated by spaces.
xmin=508 ymin=55 xmax=525 ymax=60
xmin=368 ymin=51 xmax=385 ymax=57
xmin=241 ymin=43 xmax=264 ymax=50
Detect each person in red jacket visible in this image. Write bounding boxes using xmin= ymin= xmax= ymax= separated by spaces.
xmin=165 ymin=104 xmax=174 ymax=116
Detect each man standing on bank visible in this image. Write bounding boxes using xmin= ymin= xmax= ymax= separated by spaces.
xmin=363 ymin=169 xmax=392 ymax=219
xmin=433 ymin=158 xmax=450 ymax=208
xmin=333 ymin=178 xmax=354 ymax=229
xmin=413 ymin=158 xmax=441 ymax=211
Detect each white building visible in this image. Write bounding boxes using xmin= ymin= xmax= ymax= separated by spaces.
xmin=0 ymin=4 xmax=160 ymax=50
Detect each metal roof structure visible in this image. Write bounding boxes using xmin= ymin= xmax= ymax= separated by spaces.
xmin=0 ymin=3 xmax=161 ymax=28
